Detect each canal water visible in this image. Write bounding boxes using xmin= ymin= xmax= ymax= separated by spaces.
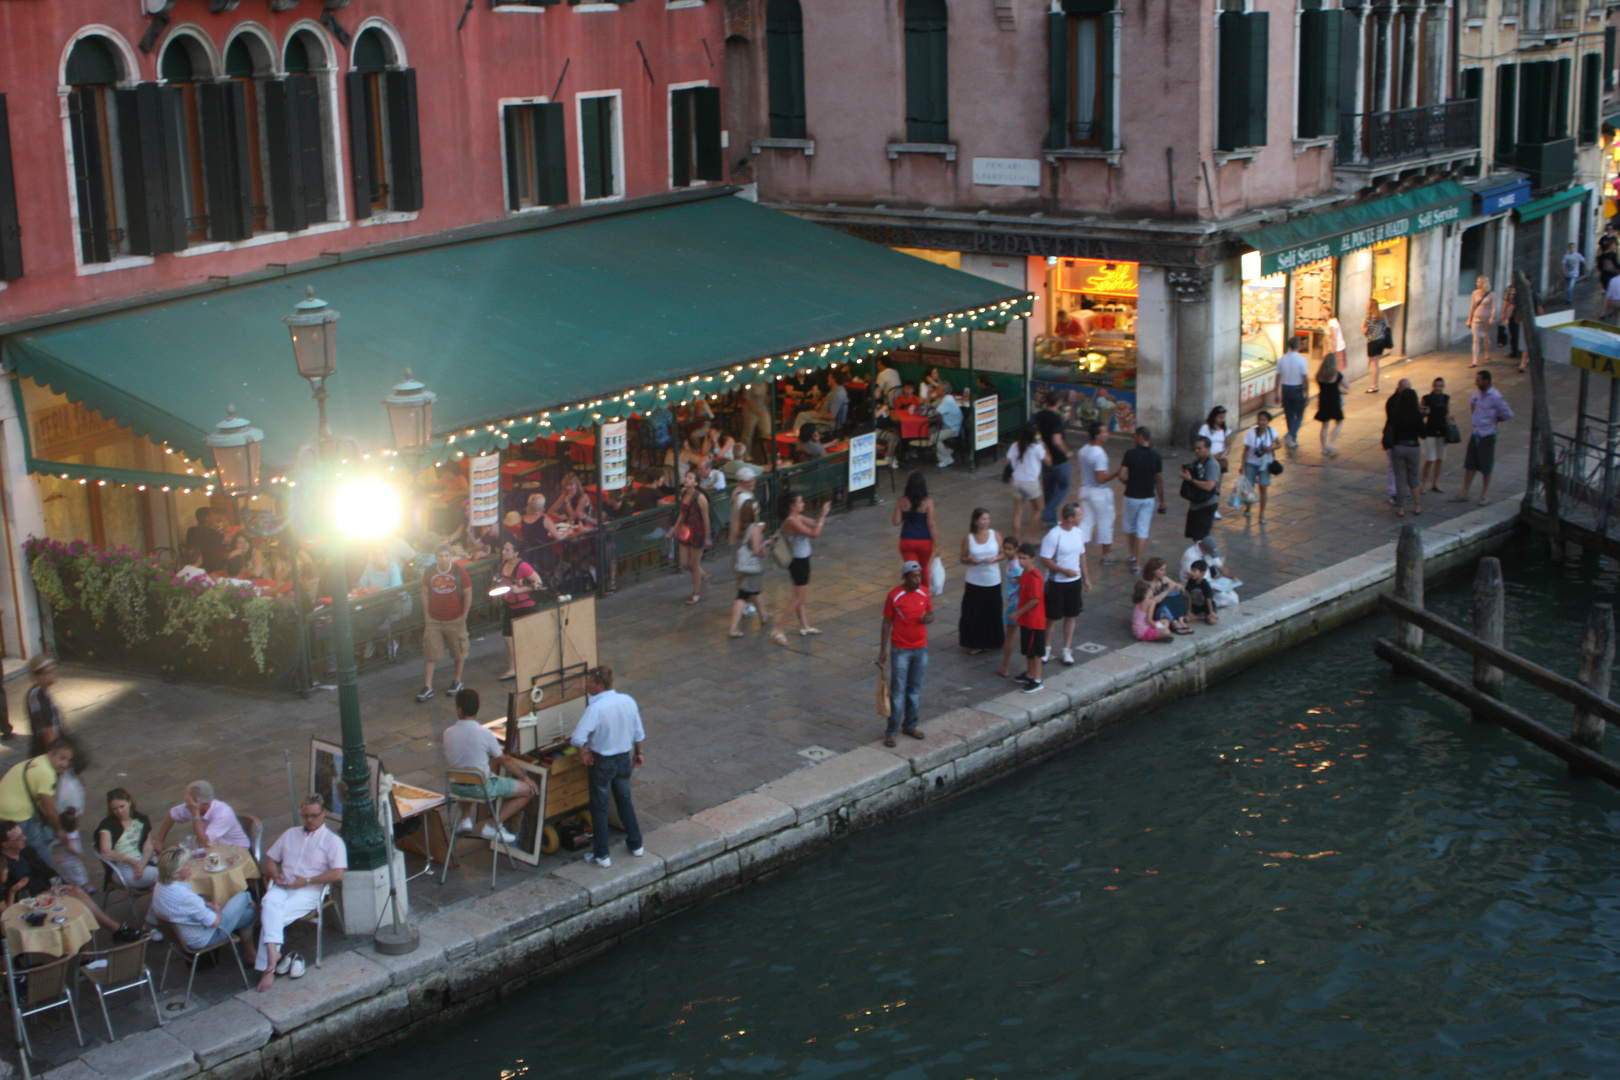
xmin=320 ymin=538 xmax=1620 ymax=1079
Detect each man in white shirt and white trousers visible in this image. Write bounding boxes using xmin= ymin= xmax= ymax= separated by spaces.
xmin=570 ymin=666 xmax=646 ymax=869
xmin=255 ymin=795 xmax=346 ymax=991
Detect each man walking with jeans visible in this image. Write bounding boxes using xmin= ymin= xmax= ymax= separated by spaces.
xmin=1451 ymin=368 xmax=1514 ymax=506
xmin=877 ymin=560 xmax=933 ymax=747
xmin=1277 ymin=336 xmax=1310 ymax=449
xmin=571 ymin=666 xmax=645 ymax=869
xmin=1039 ymin=502 xmax=1091 ymax=667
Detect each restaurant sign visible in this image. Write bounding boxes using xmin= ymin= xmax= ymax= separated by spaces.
xmin=599 ymin=420 xmax=628 ymax=490
xmin=1260 ymin=194 xmax=1472 ymax=276
xmin=468 ymin=454 xmax=502 ymax=527
xmin=974 ymin=395 xmax=999 ymax=451
xmin=848 ymin=432 xmax=876 ymax=491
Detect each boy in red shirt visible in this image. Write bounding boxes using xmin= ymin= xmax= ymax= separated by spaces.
xmin=1011 ymin=543 xmax=1046 ymax=693
xmin=878 ymin=560 xmax=934 ymax=746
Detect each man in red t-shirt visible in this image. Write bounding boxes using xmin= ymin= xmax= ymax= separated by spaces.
xmin=1012 ymin=544 xmax=1047 ymax=693
xmin=877 ymin=560 xmax=934 ymax=746
xmin=417 ymin=540 xmax=473 ymax=703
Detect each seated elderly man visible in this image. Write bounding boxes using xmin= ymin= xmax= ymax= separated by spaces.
xmin=150 ymin=846 xmax=257 ymax=966
xmin=153 ymin=780 xmax=252 ymax=852
xmin=256 ymin=793 xmax=346 ymax=991
xmin=0 ymin=818 xmax=131 ymax=937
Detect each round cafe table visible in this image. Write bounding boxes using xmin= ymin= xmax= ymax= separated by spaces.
xmin=3 ymin=894 xmax=95 ymax=958
xmin=188 ymin=844 xmax=260 ymax=905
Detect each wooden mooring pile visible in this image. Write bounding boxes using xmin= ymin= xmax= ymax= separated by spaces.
xmin=1374 ymin=525 xmax=1620 ymax=787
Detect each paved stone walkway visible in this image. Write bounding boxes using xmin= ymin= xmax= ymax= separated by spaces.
xmin=1 ymin=341 xmax=1580 ymax=1067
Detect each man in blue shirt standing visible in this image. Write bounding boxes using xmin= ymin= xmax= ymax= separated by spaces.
xmin=569 ymin=666 xmax=646 ymax=869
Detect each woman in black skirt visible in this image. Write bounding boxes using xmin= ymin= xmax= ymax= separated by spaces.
xmin=957 ymin=507 xmax=1006 ymax=654
xmin=1315 ymin=352 xmax=1345 ymax=456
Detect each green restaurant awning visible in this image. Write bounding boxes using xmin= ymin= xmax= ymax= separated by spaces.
xmin=3 ymin=192 xmax=1028 ymax=470
xmin=1239 ymin=181 xmax=1475 ymax=277
xmin=1515 ymin=184 xmax=1589 ymax=223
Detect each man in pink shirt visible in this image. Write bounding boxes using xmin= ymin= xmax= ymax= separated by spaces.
xmin=255 ymin=794 xmax=347 ymax=991
xmin=152 ymin=779 xmax=252 ymax=851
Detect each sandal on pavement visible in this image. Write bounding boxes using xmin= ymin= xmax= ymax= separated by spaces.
xmin=799 ymin=627 xmax=822 ymax=636
xmin=728 ymin=629 xmax=745 ymax=638
xmin=1448 ymin=494 xmax=1470 ymax=503
xmin=685 ymin=595 xmax=701 ymax=605
xmin=772 ymin=633 xmax=789 ymax=646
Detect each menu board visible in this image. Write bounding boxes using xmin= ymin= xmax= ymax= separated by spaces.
xmin=468 ymin=453 xmax=502 ymax=527
xmin=848 ymin=432 xmax=876 ymax=491
xmin=599 ymin=420 xmax=628 ymax=490
xmin=974 ymin=395 xmax=999 ymax=450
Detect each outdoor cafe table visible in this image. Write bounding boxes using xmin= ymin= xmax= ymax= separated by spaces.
xmin=188 ymin=844 xmax=259 ymax=905
xmin=3 ymin=893 xmax=94 ymax=957
xmin=896 ymin=412 xmax=931 ymax=440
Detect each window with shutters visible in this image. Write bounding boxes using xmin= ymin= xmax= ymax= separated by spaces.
xmin=1580 ymin=53 xmax=1601 ymax=145
xmin=0 ymin=94 xmax=20 ymax=281
xmin=1296 ymin=8 xmax=1342 ymax=140
xmin=346 ymin=27 xmax=423 ymax=220
xmin=276 ymin=31 xmax=334 ymax=229
xmin=1495 ymin=64 xmax=1517 ymax=167
xmin=670 ymin=85 xmax=723 ymax=188
xmin=903 ymin=0 xmax=948 ymax=144
xmin=63 ymin=36 xmax=129 ymax=265
xmin=503 ymin=101 xmax=568 ymax=210
xmin=1047 ymin=2 xmax=1115 ymax=151
xmin=1216 ymin=10 xmax=1268 ymax=151
xmin=578 ymin=93 xmax=621 ymax=201
xmin=221 ymin=35 xmax=273 ymax=236
xmin=1606 ymin=28 xmax=1616 ymax=92
xmin=766 ymin=0 xmax=806 ymax=140
xmin=157 ymin=35 xmax=213 ymax=244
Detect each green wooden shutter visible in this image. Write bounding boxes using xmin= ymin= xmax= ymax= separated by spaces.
xmin=766 ymin=0 xmax=806 ymax=139
xmin=1097 ymin=14 xmax=1115 ymax=150
xmin=1607 ymin=28 xmax=1616 ymax=92
xmin=503 ymin=106 xmax=525 ymax=211
xmin=694 ymin=86 xmax=723 ymax=181
xmin=1217 ymin=11 xmax=1247 ymax=150
xmin=1580 ymin=53 xmax=1601 ymax=144
xmin=1519 ymin=61 xmax=1547 ymax=144
xmin=0 ymin=95 xmax=20 ymax=280
xmin=1460 ymin=67 xmax=1482 ymax=101
xmin=1495 ymin=63 xmax=1517 ymax=166
xmin=67 ymin=89 xmax=110 ymax=264
xmin=345 ymin=70 xmax=373 ymax=221
xmin=904 ymin=0 xmax=948 ymax=143
xmin=671 ymin=88 xmax=693 ymax=187
xmin=291 ymin=77 xmax=327 ymax=224
xmin=583 ymin=97 xmax=614 ymax=200
xmin=118 ymin=83 xmax=188 ymax=254
xmin=263 ymin=80 xmax=310 ymax=234
xmin=1243 ymin=13 xmax=1268 ymax=149
xmin=533 ymin=101 xmax=568 ymax=206
xmin=1554 ymin=58 xmax=1572 ymax=140
xmin=1297 ymin=9 xmax=1341 ymax=139
xmin=386 ymin=69 xmax=423 ymax=212
xmin=1048 ymin=12 xmax=1069 ymax=149
xmin=198 ymin=80 xmax=252 ymax=242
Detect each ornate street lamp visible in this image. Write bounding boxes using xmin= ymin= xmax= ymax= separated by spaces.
xmin=382 ymin=369 xmax=436 ymax=453
xmin=284 ymin=287 xmax=340 ymax=437
xmin=204 ymin=406 xmax=263 ymax=496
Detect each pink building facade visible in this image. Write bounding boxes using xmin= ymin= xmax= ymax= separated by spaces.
xmin=726 ymin=0 xmax=1485 ymax=442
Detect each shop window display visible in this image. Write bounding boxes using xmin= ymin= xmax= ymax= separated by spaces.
xmin=1033 ymin=259 xmax=1138 ymax=432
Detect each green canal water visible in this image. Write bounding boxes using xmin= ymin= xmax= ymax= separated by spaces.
xmin=319 ymin=537 xmax=1620 ymax=1079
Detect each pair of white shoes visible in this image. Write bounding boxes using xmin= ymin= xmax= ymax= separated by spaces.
xmin=584 ymin=847 xmax=645 ymax=870
xmin=273 ymin=951 xmax=307 ymax=979
xmin=455 ymin=818 xmax=518 ymax=845
xmin=1040 ymin=647 xmax=1076 ymax=666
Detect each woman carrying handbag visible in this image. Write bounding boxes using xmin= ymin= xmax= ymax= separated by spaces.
xmin=1363 ymin=297 xmax=1392 ymax=392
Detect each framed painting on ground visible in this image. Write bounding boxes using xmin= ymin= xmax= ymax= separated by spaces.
xmin=494 ymin=758 xmax=551 ymax=866
xmin=308 ymin=738 xmax=382 ymax=826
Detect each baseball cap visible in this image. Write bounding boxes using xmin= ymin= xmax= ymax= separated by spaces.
xmin=900 ymin=560 xmax=923 ymax=575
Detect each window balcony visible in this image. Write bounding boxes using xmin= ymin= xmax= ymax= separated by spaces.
xmin=1515 ymin=137 xmax=1576 ymax=192
xmin=1336 ymin=99 xmax=1480 ymax=169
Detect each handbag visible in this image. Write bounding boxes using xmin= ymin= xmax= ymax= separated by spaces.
xmin=1267 ymin=460 xmax=1284 ymax=476
xmin=1180 ymin=478 xmax=1203 ymax=502
xmin=672 ymin=523 xmax=691 ymax=544
xmin=1001 ymin=462 xmax=1013 ymax=484
xmin=769 ymin=530 xmax=794 ymax=569
xmin=1445 ymin=421 xmax=1462 ymax=445
xmin=1496 ymin=324 xmax=1508 ymax=347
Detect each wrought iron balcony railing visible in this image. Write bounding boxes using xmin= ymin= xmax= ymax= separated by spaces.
xmin=1336 ymin=99 xmax=1481 ymax=168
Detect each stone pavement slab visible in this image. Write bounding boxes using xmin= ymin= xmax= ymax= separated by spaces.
xmin=754 ymin=746 xmax=909 ymax=823
xmin=80 ymin=1028 xmax=198 ymax=1080
xmin=240 ymin=951 xmax=390 ymax=1034
xmin=642 ymin=819 xmax=724 ymax=873
xmin=689 ymin=793 xmax=795 ymax=848
xmin=164 ymin=998 xmax=274 ymax=1069
xmin=552 ymin=850 xmax=666 ymax=905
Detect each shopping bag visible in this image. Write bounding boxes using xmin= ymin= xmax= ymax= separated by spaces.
xmin=929 ymin=555 xmax=947 ymax=595
xmin=876 ymin=660 xmax=891 ymax=719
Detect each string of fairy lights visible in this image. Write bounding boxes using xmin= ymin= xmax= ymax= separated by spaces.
xmin=46 ymin=295 xmax=1033 ymax=495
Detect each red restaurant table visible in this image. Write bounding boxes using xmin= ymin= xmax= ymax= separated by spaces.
xmin=773 ymin=432 xmax=799 ymax=454
xmin=537 ymin=433 xmax=596 ymax=466
xmin=897 ymin=413 xmax=932 ymax=440
xmin=501 ymin=459 xmax=542 ymax=476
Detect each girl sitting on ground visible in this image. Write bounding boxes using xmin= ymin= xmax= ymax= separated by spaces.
xmin=1131 ymin=580 xmax=1171 ymax=642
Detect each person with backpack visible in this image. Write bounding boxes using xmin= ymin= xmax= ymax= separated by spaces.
xmin=1240 ymin=411 xmax=1278 ymax=525
xmin=1181 ymin=436 xmax=1221 ymax=542
xmin=727 ymin=500 xmax=771 ymax=638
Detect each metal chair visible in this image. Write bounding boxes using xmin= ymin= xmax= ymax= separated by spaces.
xmin=82 ymin=935 xmax=161 ymax=1041
xmin=154 ymin=916 xmax=250 ymax=1008
xmin=95 ymin=852 xmax=154 ymax=924
xmin=440 ymin=768 xmax=516 ymax=889
xmin=286 ymin=883 xmax=343 ymax=968
xmin=4 ymin=945 xmax=83 ymax=1067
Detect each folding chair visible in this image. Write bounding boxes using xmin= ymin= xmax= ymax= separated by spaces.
xmin=82 ymin=935 xmax=161 ymax=1041
xmin=287 ymin=884 xmax=343 ymax=968
xmin=4 ymin=945 xmax=83 ymax=1066
xmin=95 ymin=852 xmax=154 ymax=924
xmin=154 ymin=916 xmax=250 ymax=1008
xmin=440 ymin=768 xmax=516 ymax=889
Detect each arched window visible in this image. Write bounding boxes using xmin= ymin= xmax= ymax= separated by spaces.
xmin=65 ymin=35 xmax=130 ymax=263
xmin=221 ymin=34 xmax=273 ymax=236
xmin=158 ymin=34 xmax=217 ymax=244
xmin=766 ymin=0 xmax=806 ymax=139
xmin=271 ymin=30 xmax=333 ymax=229
xmin=346 ymin=27 xmax=422 ymax=217
xmin=903 ymin=0 xmax=948 ymax=143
